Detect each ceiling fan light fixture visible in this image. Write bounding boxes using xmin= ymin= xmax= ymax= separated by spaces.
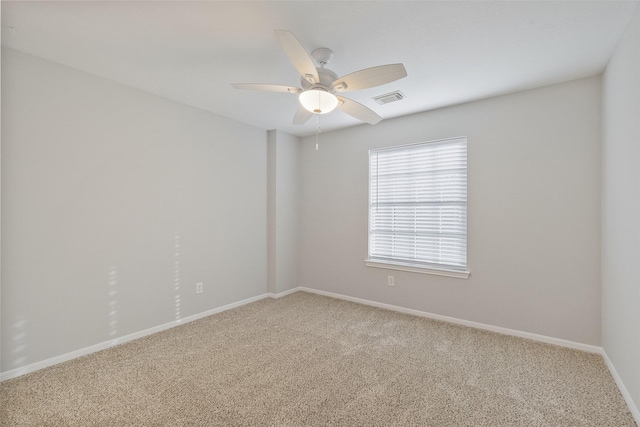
xmin=299 ymin=89 xmax=338 ymax=114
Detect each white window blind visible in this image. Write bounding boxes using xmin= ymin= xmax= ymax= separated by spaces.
xmin=368 ymin=137 xmax=467 ymax=273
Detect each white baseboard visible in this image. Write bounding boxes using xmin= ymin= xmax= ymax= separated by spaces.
xmin=0 ymin=292 xmax=272 ymax=382
xmin=297 ymin=287 xmax=602 ymax=353
xmin=266 ymin=287 xmax=299 ymax=299
xmin=601 ymin=349 xmax=640 ymax=424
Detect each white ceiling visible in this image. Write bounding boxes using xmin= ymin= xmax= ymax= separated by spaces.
xmin=2 ymin=1 xmax=638 ymax=137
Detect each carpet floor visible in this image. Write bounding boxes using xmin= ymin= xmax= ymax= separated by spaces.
xmin=0 ymin=291 xmax=635 ymax=426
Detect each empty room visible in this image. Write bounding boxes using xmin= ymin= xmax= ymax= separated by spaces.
xmin=1 ymin=1 xmax=639 ymax=425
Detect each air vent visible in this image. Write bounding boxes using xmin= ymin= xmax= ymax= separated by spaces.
xmin=373 ymin=91 xmax=405 ymax=105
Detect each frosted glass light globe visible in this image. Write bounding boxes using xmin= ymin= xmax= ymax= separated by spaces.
xmin=299 ymin=89 xmax=339 ymax=114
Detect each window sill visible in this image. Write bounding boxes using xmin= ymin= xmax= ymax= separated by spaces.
xmin=365 ymin=260 xmax=470 ymax=279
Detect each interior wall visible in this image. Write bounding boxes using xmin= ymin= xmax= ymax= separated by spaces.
xmin=602 ymin=6 xmax=640 ymax=415
xmin=267 ymin=131 xmax=277 ymax=294
xmin=299 ymin=76 xmax=602 ymax=345
xmin=0 ymin=48 xmax=267 ymax=373
xmin=267 ymin=130 xmax=300 ymax=295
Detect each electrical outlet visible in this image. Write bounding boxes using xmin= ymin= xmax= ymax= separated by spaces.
xmin=196 ymin=282 xmax=203 ymax=294
xmin=388 ymin=275 xmax=395 ymax=287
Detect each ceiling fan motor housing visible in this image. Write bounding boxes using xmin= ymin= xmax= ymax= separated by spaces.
xmin=301 ymin=68 xmax=339 ymax=93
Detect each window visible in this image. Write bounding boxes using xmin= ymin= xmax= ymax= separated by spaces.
xmin=366 ymin=137 xmax=469 ymax=278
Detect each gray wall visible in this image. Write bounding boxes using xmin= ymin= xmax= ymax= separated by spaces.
xmin=267 ymin=130 xmax=300 ymax=294
xmin=1 ymin=48 xmax=267 ymax=372
xmin=602 ymin=7 xmax=640 ymax=414
xmin=299 ymin=76 xmax=602 ymax=345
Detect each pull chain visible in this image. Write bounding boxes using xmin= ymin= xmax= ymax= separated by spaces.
xmin=315 ymin=114 xmax=320 ymax=151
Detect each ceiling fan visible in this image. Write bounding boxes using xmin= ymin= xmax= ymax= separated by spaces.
xmin=232 ymin=30 xmax=407 ymax=125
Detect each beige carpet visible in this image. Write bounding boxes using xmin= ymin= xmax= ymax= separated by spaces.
xmin=0 ymin=291 xmax=635 ymax=426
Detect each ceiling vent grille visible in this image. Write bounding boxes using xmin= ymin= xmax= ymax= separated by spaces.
xmin=373 ymin=91 xmax=405 ymax=105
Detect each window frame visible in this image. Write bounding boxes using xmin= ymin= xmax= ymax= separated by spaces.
xmin=365 ymin=136 xmax=470 ymax=279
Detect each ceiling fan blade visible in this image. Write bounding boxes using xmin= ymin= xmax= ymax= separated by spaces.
xmin=231 ymin=83 xmax=302 ymax=93
xmin=293 ymin=105 xmax=313 ymax=125
xmin=337 ymin=97 xmax=382 ymax=125
xmin=274 ymin=30 xmax=319 ymax=84
xmin=332 ymin=64 xmax=407 ymax=92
